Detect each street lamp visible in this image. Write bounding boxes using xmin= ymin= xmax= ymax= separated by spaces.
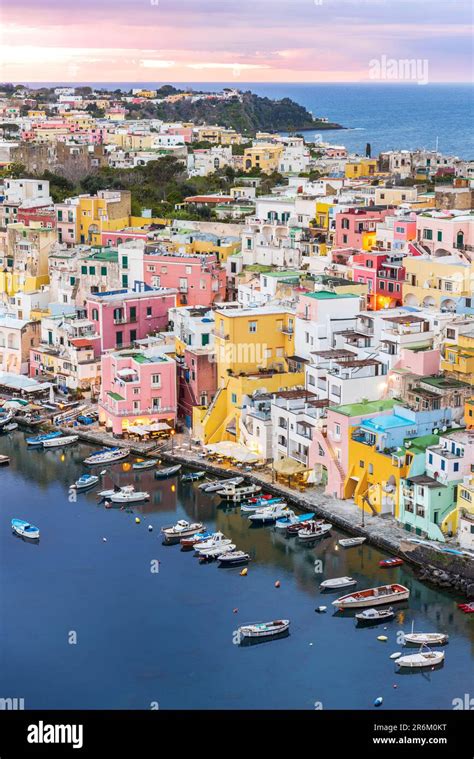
xmin=170 ymin=429 xmax=175 ymax=454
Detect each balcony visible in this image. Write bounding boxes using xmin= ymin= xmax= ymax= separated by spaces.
xmin=99 ymin=402 xmax=176 ymax=417
xmin=290 ymin=449 xmax=308 ymax=464
xmin=113 ymin=317 xmax=126 ymax=325
xmin=279 ymin=325 xmax=294 ymax=334
xmin=212 ymin=330 xmax=230 ymax=340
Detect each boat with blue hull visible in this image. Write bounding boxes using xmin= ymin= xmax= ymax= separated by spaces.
xmin=241 ymin=497 xmax=284 ymax=513
xmin=12 ymin=519 xmax=40 ymax=540
xmin=275 ymin=510 xmax=315 ymax=531
xmin=26 ymin=431 xmax=62 ymax=446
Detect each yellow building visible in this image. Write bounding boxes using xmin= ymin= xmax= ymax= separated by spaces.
xmin=76 ymin=191 xmax=131 ymax=245
xmin=465 ymin=398 xmax=474 ymax=429
xmin=108 ymin=132 xmax=154 ymax=150
xmin=243 ymin=144 xmax=283 ymax=174
xmin=441 ymin=332 xmax=474 ymax=385
xmin=193 ymin=305 xmax=304 ymax=444
xmin=0 ymin=222 xmax=55 ymax=297
xmin=195 ymin=126 xmax=241 ymax=145
xmin=403 ymin=256 xmax=474 ymax=310
xmin=27 ymin=110 xmax=46 ymax=119
xmin=344 ymin=158 xmax=378 ymax=179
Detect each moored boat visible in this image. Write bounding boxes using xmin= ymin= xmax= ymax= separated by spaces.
xmin=154 ymin=464 xmax=182 ymax=479
xmin=72 ymin=473 xmax=100 ymax=490
xmin=161 ymin=519 xmax=205 ymax=542
xmin=286 ymin=517 xmax=318 ymax=535
xmin=241 ymin=497 xmax=284 ymax=513
xmin=395 ymin=647 xmax=445 ymax=669
xmin=181 ymin=470 xmax=206 ymax=482
xmin=2 ymin=422 xmax=18 ymax=432
xmin=194 ymin=532 xmax=231 ymax=552
xmin=217 ymin=484 xmax=261 ymax=502
xmin=297 ymin=521 xmax=332 ymax=541
xmin=108 ymin=487 xmax=149 ymax=504
xmin=320 ymin=576 xmax=357 ymax=591
xmin=339 ymin=537 xmax=366 ymax=548
xmin=274 ymin=510 xmax=315 ymax=531
xmin=11 ymin=518 xmax=40 ymax=540
xmin=403 ymin=632 xmax=449 ymax=646
xmin=43 ymin=434 xmax=78 ymax=448
xmin=0 ymin=454 xmax=10 ymax=465
xmin=379 ymin=558 xmax=404 ymax=568
xmin=132 ymin=458 xmax=158 ymax=470
xmin=355 ymin=607 xmax=395 ymax=624
xmin=332 ymin=583 xmax=410 ymax=610
xmin=458 ymin=602 xmax=474 ymax=614
xmin=26 ymin=431 xmax=63 ymax=446
xmin=180 ymin=530 xmax=213 ymax=549
xmin=217 ymin=550 xmax=250 ymax=567
xmin=84 ymin=447 xmax=130 ymax=465
xmin=248 ymin=503 xmax=289 ymax=524
xmin=198 ymin=542 xmax=236 ymax=560
xmin=199 ymin=476 xmax=244 ymax=492
xmin=238 ymin=619 xmax=290 ymax=640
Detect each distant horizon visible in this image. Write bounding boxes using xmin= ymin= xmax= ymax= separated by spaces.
xmin=8 ymin=81 xmax=474 ymax=87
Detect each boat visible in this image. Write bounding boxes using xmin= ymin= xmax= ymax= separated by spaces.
xmin=180 ymin=530 xmax=213 ymax=549
xmin=241 ymin=497 xmax=284 ymax=514
xmin=26 ymin=431 xmax=63 ymax=446
xmin=218 ymin=551 xmax=251 ymax=567
xmin=98 ymin=484 xmax=133 ymax=499
xmin=244 ymin=493 xmax=274 ymax=504
xmin=43 ymin=435 xmax=78 ymax=448
xmin=320 ymin=576 xmax=357 ymax=590
xmin=194 ymin=532 xmax=231 ymax=552
xmin=339 ymin=537 xmax=366 ymax=548
xmin=274 ymin=510 xmax=315 ymax=531
xmin=0 ymin=454 xmax=10 ymax=466
xmin=248 ymin=503 xmax=289 ymax=524
xmin=181 ymin=470 xmax=206 ymax=482
xmin=458 ymin=602 xmax=474 ymax=614
xmin=108 ymin=487 xmax=150 ymax=504
xmin=238 ymin=620 xmax=290 ymax=640
xmin=332 ymin=583 xmax=410 ymax=610
xmin=72 ymin=473 xmax=100 ymax=490
xmin=154 ymin=464 xmax=182 ymax=479
xmin=198 ymin=542 xmax=237 ymax=560
xmin=403 ymin=632 xmax=449 ymax=646
xmin=2 ymin=422 xmax=18 ymax=432
xmin=84 ymin=448 xmax=130 ymax=465
xmin=395 ymin=647 xmax=445 ymax=669
xmin=379 ymin=558 xmax=404 ymax=568
xmin=355 ymin=607 xmax=395 ymax=624
xmin=161 ymin=520 xmax=205 ymax=542
xmin=199 ymin=476 xmax=244 ymax=492
xmin=132 ymin=459 xmax=158 ymax=470
xmin=217 ymin=484 xmax=261 ymax=502
xmin=11 ymin=518 xmax=40 ymax=540
xmin=286 ymin=518 xmax=318 ymax=535
xmin=297 ymin=521 xmax=332 ymax=541
xmin=0 ymin=410 xmax=14 ymax=428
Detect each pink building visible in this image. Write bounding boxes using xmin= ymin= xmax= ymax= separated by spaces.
xmin=334 ymin=207 xmax=393 ymax=248
xmin=142 ymin=249 xmax=226 ymax=307
xmin=101 ymin=229 xmax=150 ymax=247
xmin=166 ymin=125 xmax=193 ymax=143
xmin=177 ymin=347 xmax=217 ymax=426
xmin=86 ymin=287 xmax=176 ymax=354
xmin=416 ymin=212 xmax=473 ymax=257
xmin=99 ymin=348 xmax=177 ymax=436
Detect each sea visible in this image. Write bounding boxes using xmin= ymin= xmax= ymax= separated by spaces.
xmin=1 ymin=433 xmax=473 ymax=710
xmin=31 ymin=81 xmax=474 ymax=158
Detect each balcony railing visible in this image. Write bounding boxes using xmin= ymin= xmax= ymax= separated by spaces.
xmin=99 ymin=402 xmax=176 ymax=416
xmin=290 ymin=450 xmax=308 ymax=464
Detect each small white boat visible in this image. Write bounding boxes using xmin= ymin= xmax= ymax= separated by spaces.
xmin=403 ymin=632 xmax=449 ymax=646
xmin=298 ymin=521 xmax=332 ymax=541
xmin=98 ymin=484 xmax=134 ymax=499
xmin=161 ymin=520 xmax=205 ymax=541
xmin=333 ymin=583 xmax=410 ymax=610
xmin=26 ymin=431 xmax=62 ymax=446
xmin=84 ymin=447 xmax=130 ymax=465
xmin=198 ymin=542 xmax=237 ymax=559
xmin=274 ymin=510 xmax=314 ymax=531
xmin=339 ymin=537 xmax=366 ymax=548
xmin=43 ymin=434 xmax=78 ymax=448
xmin=217 ymin=484 xmax=261 ymax=502
xmin=72 ymin=473 xmax=100 ymax=490
xmin=132 ymin=458 xmax=158 ymax=470
xmin=3 ymin=422 xmax=18 ymax=432
xmin=395 ymin=647 xmax=445 ymax=669
xmin=108 ymin=487 xmax=149 ymax=504
xmin=199 ymin=476 xmax=244 ymax=492
xmin=248 ymin=504 xmax=289 ymax=524
xmin=320 ymin=576 xmax=357 ymax=590
xmin=238 ymin=620 xmax=290 ymax=640
xmin=154 ymin=464 xmax=181 ymax=479
xmin=12 ymin=518 xmax=40 ymax=540
xmin=194 ymin=532 xmax=231 ymax=552
xmin=218 ymin=550 xmax=250 ymax=567
xmin=356 ymin=607 xmax=395 ymax=623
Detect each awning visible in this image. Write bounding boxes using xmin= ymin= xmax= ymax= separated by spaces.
xmin=128 ymin=422 xmax=171 ymax=435
xmin=205 ymin=441 xmax=260 ymax=463
xmin=273 ymin=457 xmax=307 ymax=475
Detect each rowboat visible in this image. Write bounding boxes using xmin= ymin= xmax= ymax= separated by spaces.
xmin=458 ymin=602 xmax=474 ymax=614
xmin=248 ymin=503 xmax=289 ymax=524
xmin=339 ymin=537 xmax=366 ymax=548
xmin=132 ymin=459 xmax=158 ymax=470
xmin=72 ymin=473 xmax=100 ymax=490
xmin=241 ymin=497 xmax=284 ymax=514
xmin=297 ymin=521 xmax=332 ymax=541
xmin=274 ymin=510 xmax=315 ymax=531
xmin=161 ymin=520 xmax=205 ymax=542
xmin=181 ymin=471 xmax=206 ymax=482
xmin=84 ymin=448 xmax=130 ymax=465
xmin=238 ymin=620 xmax=290 ymax=640
xmin=379 ymin=558 xmax=404 ymax=568
xmin=395 ymin=647 xmax=445 ymax=669
xmin=217 ymin=484 xmax=261 ymax=502
xmin=12 ymin=518 xmax=40 ymax=540
xmin=43 ymin=435 xmax=78 ymax=448
xmin=26 ymin=431 xmax=63 ymax=446
xmin=108 ymin=487 xmax=149 ymax=504
xmin=154 ymin=464 xmax=182 ymax=479
xmin=332 ymin=583 xmax=410 ymax=610
xmin=320 ymin=576 xmax=357 ymax=590
xmin=180 ymin=530 xmax=213 ymax=549
xmin=199 ymin=476 xmax=243 ymax=492
xmin=403 ymin=632 xmax=449 ymax=646
xmin=198 ymin=542 xmax=237 ymax=560
xmin=355 ymin=607 xmax=395 ymax=624
xmin=218 ymin=551 xmax=251 ymax=567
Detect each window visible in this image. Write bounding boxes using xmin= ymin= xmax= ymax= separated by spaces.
xmin=133 ymin=388 xmax=139 ymax=395
xmin=81 ymin=265 xmax=87 ymax=275
xmin=129 ymin=306 xmax=137 ymax=321
xmin=122 ymin=256 xmax=128 ymax=269
xmin=146 ymin=306 xmax=152 ymax=317
xmin=437 ymin=231 xmax=443 ymax=242
xmin=368 ymin=464 xmax=373 ymax=474
xmin=122 ymin=274 xmax=128 ymax=288
xmin=101 ymin=266 xmax=107 ymax=276
xmin=130 ymin=329 xmax=137 ymax=343
xmin=151 ymin=374 xmax=161 ymax=387
xmin=133 ymin=401 xmax=139 ymax=411
xmin=231 ymin=393 xmax=237 ymax=404
xmin=89 ymin=266 xmax=96 ymax=275
xmin=423 ymin=229 xmax=433 ymax=240
xmin=116 ymin=331 xmax=123 ymax=347
xmin=248 ymin=321 xmax=257 ymax=333
xmin=359 ymin=460 xmax=365 ymax=469
xmin=428 ymin=453 xmax=433 ymax=465
xmin=334 ymin=424 xmax=341 ymax=439
xmin=70 ymin=277 xmax=75 ymax=286
xmin=92 ymin=308 xmax=99 ymax=321
xmin=440 ymin=459 xmax=446 ymax=471
xmin=454 ymin=462 xmax=459 ymax=472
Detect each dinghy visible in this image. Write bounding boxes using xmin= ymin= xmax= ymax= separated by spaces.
xmin=332 ymin=583 xmax=410 ymax=610
xmin=132 ymin=459 xmax=158 ymax=470
xmin=181 ymin=471 xmax=206 ymax=482
xmin=379 ymin=558 xmax=404 ymax=568
xmin=298 ymin=521 xmax=332 ymax=541
xmin=26 ymin=431 xmax=62 ymax=446
xmin=339 ymin=537 xmax=366 ymax=548
xmin=43 ymin=434 xmax=78 ymax=448
xmin=3 ymin=422 xmax=18 ymax=432
xmin=395 ymin=647 xmax=445 ymax=669
xmin=218 ymin=550 xmax=251 ymax=567
xmin=403 ymin=632 xmax=449 ymax=646
xmin=161 ymin=520 xmax=205 ymax=542
xmin=274 ymin=510 xmax=315 ymax=531
xmin=11 ymin=518 xmax=40 ymax=540
xmin=458 ymin=602 xmax=474 ymax=614
xmin=320 ymin=576 xmax=357 ymax=590
xmin=72 ymin=473 xmax=101 ymax=490
xmin=154 ymin=464 xmax=181 ymax=479
xmin=241 ymin=497 xmax=284 ymax=514
xmin=199 ymin=476 xmax=243 ymax=492
xmin=248 ymin=503 xmax=289 ymax=524
xmin=238 ymin=620 xmax=290 ymax=640
xmin=84 ymin=448 xmax=130 ymax=465
xmin=355 ymin=607 xmax=395 ymax=624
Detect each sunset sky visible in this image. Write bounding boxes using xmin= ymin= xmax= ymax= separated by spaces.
xmin=0 ymin=0 xmax=472 ymax=84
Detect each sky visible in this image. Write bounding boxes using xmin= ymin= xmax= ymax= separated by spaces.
xmin=0 ymin=0 xmax=472 ymax=84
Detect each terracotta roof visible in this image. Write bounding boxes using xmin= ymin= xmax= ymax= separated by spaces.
xmin=70 ymin=338 xmax=94 ymax=348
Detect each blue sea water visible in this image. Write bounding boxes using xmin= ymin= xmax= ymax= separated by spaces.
xmin=33 ymin=81 xmax=474 ymax=158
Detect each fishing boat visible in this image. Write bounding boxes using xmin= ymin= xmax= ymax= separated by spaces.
xmin=43 ymin=434 xmax=78 ymax=448
xmin=180 ymin=530 xmax=213 ymax=549
xmin=286 ymin=518 xmax=318 ymax=535
xmin=217 ymin=484 xmax=261 ymax=502
xmin=0 ymin=410 xmax=14 ymax=428
xmin=379 ymin=558 xmax=404 ymax=568
xmin=181 ymin=470 xmax=206 ymax=482
xmin=154 ymin=464 xmax=182 ymax=479
xmin=199 ymin=476 xmax=244 ymax=492
xmin=84 ymin=447 xmax=130 ymax=465
xmin=11 ymin=518 xmax=40 ymax=540
xmin=320 ymin=576 xmax=357 ymax=590
xmin=238 ymin=620 xmax=290 ymax=640
xmin=98 ymin=484 xmax=133 ymax=499
xmin=132 ymin=459 xmax=158 ymax=470
xmin=241 ymin=497 xmax=284 ymax=514
xmin=395 ymin=647 xmax=445 ymax=669
xmin=245 ymin=493 xmax=274 ymax=504
xmin=355 ymin=607 xmax=395 ymax=624
xmin=248 ymin=503 xmax=289 ymax=524
xmin=274 ymin=510 xmax=315 ymax=531
xmin=108 ymin=486 xmax=149 ymax=504
xmin=72 ymin=473 xmax=100 ymax=490
xmin=161 ymin=519 xmax=205 ymax=542
xmin=26 ymin=430 xmax=63 ymax=446
xmin=297 ymin=521 xmax=332 ymax=541
xmin=198 ymin=542 xmax=237 ymax=560
xmin=332 ymin=583 xmax=410 ymax=610
xmin=339 ymin=537 xmax=366 ymax=548
xmin=218 ymin=550 xmax=251 ymax=567
xmin=403 ymin=632 xmax=449 ymax=646
xmin=194 ymin=532 xmax=231 ymax=552
xmin=2 ymin=422 xmax=18 ymax=432
xmin=458 ymin=602 xmax=474 ymax=614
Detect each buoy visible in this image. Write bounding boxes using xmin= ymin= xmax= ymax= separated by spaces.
xmin=233 ymin=608 xmax=238 ymax=614
xmin=315 ymin=606 xmax=327 ymax=613
xmin=390 ymin=652 xmax=401 ymax=659
xmin=102 ymin=537 xmax=107 ymax=542
xmin=374 ymin=697 xmax=383 ymax=707
xmin=275 ymin=580 xmax=281 ymax=588
xmin=309 ymin=643 xmax=313 ymax=646
xmin=240 ymin=568 xmax=248 ymax=576
xmin=135 ymin=517 xmax=141 ymax=524
xmin=393 ymin=684 xmax=398 ymax=689
xmin=377 ymin=635 xmax=388 ymax=642
xmin=148 ymin=525 xmax=153 ymax=532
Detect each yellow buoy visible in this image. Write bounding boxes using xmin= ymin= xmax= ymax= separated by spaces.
xmin=377 ymin=635 xmax=388 ymax=642
xmin=240 ymin=568 xmax=248 ymax=576
xmin=135 ymin=517 xmax=141 ymax=524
